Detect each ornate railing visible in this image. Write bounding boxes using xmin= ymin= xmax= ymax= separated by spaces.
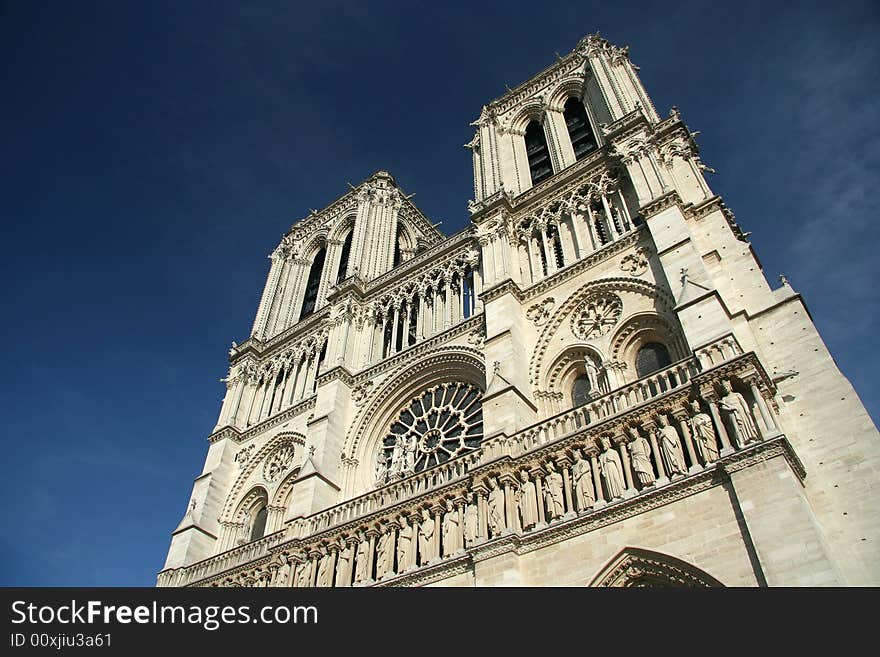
xmin=160 ymin=339 xmax=784 ymax=588
xmin=157 ymin=529 xmax=288 ymax=587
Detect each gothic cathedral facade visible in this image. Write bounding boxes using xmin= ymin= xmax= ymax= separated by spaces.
xmin=158 ymin=34 xmax=880 ymax=587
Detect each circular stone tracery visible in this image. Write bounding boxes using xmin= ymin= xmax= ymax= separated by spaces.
xmin=571 ymin=293 xmax=623 ymax=340
xmin=378 ymin=383 xmax=483 ymax=484
xmin=263 ymin=444 xmax=296 ymax=484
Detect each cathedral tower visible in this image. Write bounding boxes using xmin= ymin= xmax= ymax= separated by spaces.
xmin=159 ymin=34 xmax=880 ymax=587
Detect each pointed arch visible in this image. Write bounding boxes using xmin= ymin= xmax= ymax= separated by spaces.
xmin=589 ymin=547 xmax=724 ymax=587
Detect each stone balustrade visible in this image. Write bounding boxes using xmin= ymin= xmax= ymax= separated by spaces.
xmin=160 ymin=345 xmax=781 ymax=588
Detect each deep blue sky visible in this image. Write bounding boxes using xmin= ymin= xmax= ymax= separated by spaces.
xmin=1 ymin=1 xmax=877 ymax=586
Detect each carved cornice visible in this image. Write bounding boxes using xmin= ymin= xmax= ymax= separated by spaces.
xmin=639 ymin=191 xmax=682 ymax=219
xmin=521 ymin=230 xmax=644 ymax=301
xmin=208 ymin=396 xmax=316 ymax=444
xmin=364 ymin=228 xmax=478 ymax=297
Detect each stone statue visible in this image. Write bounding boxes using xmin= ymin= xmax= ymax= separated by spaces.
xmin=354 ymin=533 xmax=371 ymax=583
xmin=418 ymin=508 xmax=436 ymax=564
xmin=463 ymin=499 xmax=479 ymax=545
xmin=396 ymin=515 xmax=415 ymax=572
xmin=334 ymin=543 xmax=353 ymax=587
xmin=718 ymin=379 xmax=759 ymax=448
xmin=295 ymin=559 xmax=313 ymax=588
xmin=374 ymin=451 xmax=388 ymax=486
xmin=375 ymin=529 xmax=395 ymax=579
xmin=627 ymin=426 xmax=656 ymax=486
xmin=571 ymin=449 xmax=595 ymax=511
xmin=656 ymin=414 xmax=686 ymax=477
xmin=442 ymin=499 xmax=461 ymax=556
xmin=517 ymin=469 xmax=539 ymax=530
xmin=544 ymin=461 xmax=565 ymax=520
xmin=487 ymin=477 xmax=506 ymax=537
xmin=403 ymin=434 xmax=417 ymax=475
xmin=598 ymin=436 xmax=625 ymax=499
xmin=688 ymin=399 xmax=719 ymax=463
xmin=315 ymin=550 xmax=334 ymax=587
xmin=389 ymin=438 xmax=404 ymax=478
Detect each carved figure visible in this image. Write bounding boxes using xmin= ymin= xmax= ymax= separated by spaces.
xmin=656 ymin=414 xmax=686 ymax=476
xmin=442 ymin=499 xmax=461 ymax=556
xmin=487 ymin=477 xmax=506 ymax=537
xmin=335 ymin=543 xmax=353 ymax=587
xmin=571 ymin=449 xmax=595 ymax=511
xmin=718 ymin=380 xmax=759 ymax=448
xmin=374 ymin=451 xmax=388 ymax=486
xmin=376 ymin=530 xmax=395 ymax=579
xmin=354 ymin=533 xmax=371 ymax=583
xmin=518 ymin=470 xmax=539 ymax=530
xmin=544 ymin=461 xmax=565 ymax=520
xmin=598 ymin=436 xmax=625 ymax=499
xmin=315 ymin=550 xmax=334 ymax=587
xmin=627 ymin=426 xmax=656 ymax=486
xmin=418 ymin=508 xmax=436 ymax=564
xmin=295 ymin=559 xmax=313 ymax=588
xmin=396 ymin=515 xmax=415 ymax=572
xmin=463 ymin=499 xmax=479 ymax=545
xmin=688 ymin=399 xmax=719 ymax=463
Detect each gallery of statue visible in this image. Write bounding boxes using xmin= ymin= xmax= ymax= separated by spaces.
xmin=158 ymin=34 xmax=880 ymax=587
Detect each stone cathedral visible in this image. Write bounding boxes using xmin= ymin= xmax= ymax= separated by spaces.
xmin=158 ymin=34 xmax=880 ymax=587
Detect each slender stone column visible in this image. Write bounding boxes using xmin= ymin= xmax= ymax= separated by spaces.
xmin=617 ymin=440 xmax=636 ymax=496
xmin=708 ymin=398 xmax=734 ymax=455
xmin=417 ymin=292 xmax=426 ymax=340
xmin=750 ymin=380 xmax=778 ymax=435
xmin=443 ymin=274 xmax=452 ymax=329
xmin=533 ymin=472 xmax=546 ymax=525
xmin=476 ymin=487 xmax=489 ymax=541
xmin=502 ymin=476 xmax=519 ymax=533
xmin=390 ymin=305 xmax=400 ymax=353
xmin=645 ymin=422 xmax=668 ymax=483
xmin=401 ymin=300 xmax=411 ymax=348
xmin=677 ymin=414 xmax=701 ymax=473
xmin=365 ymin=530 xmax=378 ymax=583
xmin=558 ymin=457 xmax=574 ymax=516
xmin=540 ymin=226 xmax=555 ymax=274
xmin=432 ymin=505 xmax=443 ymax=561
xmin=590 ymin=453 xmax=605 ymax=506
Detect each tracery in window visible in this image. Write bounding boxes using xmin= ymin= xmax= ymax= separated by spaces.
xmin=299 ymin=246 xmax=326 ymax=320
xmin=636 ymin=342 xmax=672 ymax=377
xmin=564 ymin=97 xmax=597 ymax=160
xmin=525 ymin=120 xmax=553 ymax=185
xmin=377 ymin=383 xmax=483 ymax=484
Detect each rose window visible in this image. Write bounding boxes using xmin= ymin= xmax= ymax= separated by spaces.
xmin=377 ymin=383 xmax=483 ymax=484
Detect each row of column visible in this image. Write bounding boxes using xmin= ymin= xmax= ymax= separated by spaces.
xmin=367 ymin=268 xmax=479 ymax=364
xmin=222 ymin=351 xmax=325 ymax=429
xmin=520 ymin=190 xmax=635 ymax=284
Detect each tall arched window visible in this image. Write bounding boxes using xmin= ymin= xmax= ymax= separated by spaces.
xmin=564 ymin=97 xmax=598 ymax=160
xmin=636 ymin=343 xmax=672 ymax=377
xmin=572 ymin=374 xmax=592 ymax=406
xmin=299 ymin=246 xmax=326 ymax=321
xmin=336 ymin=230 xmax=353 ymax=284
xmin=525 ymin=120 xmax=553 ymax=185
xmin=250 ymin=504 xmax=268 ymax=541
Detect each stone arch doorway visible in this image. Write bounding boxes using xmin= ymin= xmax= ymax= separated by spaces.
xmin=589 ymin=547 xmax=724 ymax=587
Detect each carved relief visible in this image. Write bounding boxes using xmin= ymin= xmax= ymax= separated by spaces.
xmin=526 ymin=298 xmax=555 ymax=326
xmin=234 ymin=444 xmax=256 ymax=470
xmin=352 ymin=380 xmax=374 ymax=406
xmin=263 ymin=443 xmax=297 ymax=484
xmin=619 ymin=246 xmax=650 ymax=276
xmin=571 ymin=293 xmax=623 ymax=340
